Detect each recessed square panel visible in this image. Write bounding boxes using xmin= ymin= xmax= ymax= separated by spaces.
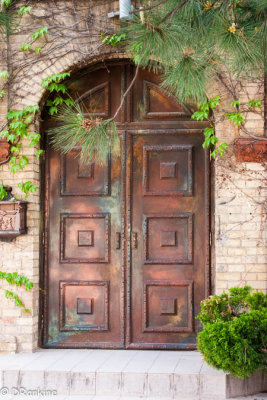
xmin=61 ymin=149 xmax=110 ymax=196
xmin=78 ymin=230 xmax=94 ymax=247
xmin=60 ymin=213 xmax=110 ymax=263
xmin=78 ymin=162 xmax=94 ymax=179
xmin=59 ymin=281 xmax=109 ymax=331
xmin=160 ymin=162 xmax=176 ymax=179
xmin=144 ymin=280 xmax=193 ymax=332
xmin=77 ymin=298 xmax=93 ymax=314
xmin=160 ymin=298 xmax=177 ymax=315
xmin=143 ymin=145 xmax=193 ymax=196
xmin=144 ymin=214 xmax=193 ymax=264
xmin=160 ymin=230 xmax=176 ymax=247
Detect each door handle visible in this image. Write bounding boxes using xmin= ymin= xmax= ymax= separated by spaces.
xmin=131 ymin=232 xmax=138 ymax=249
xmin=116 ymin=232 xmax=121 ymax=249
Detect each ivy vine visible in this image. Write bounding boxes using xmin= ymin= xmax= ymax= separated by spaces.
xmin=0 ymin=271 xmax=33 ymax=313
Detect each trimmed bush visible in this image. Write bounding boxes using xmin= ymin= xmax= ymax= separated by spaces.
xmin=197 ymin=286 xmax=267 ymax=379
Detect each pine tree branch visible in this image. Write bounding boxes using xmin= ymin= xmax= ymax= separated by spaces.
xmin=112 ymin=64 xmax=140 ymax=120
xmin=159 ymin=0 xmax=189 ymax=25
xmin=130 ymin=0 xmax=169 ymax=14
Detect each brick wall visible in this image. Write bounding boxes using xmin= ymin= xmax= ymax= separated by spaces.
xmin=212 ymin=81 xmax=266 ymax=293
xmin=0 ymin=0 xmax=265 ymax=352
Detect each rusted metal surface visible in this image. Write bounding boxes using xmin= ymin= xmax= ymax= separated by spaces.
xmin=126 ymin=129 xmax=209 ymax=349
xmin=234 ymin=137 xmax=267 ymax=162
xmin=42 ymin=61 xmax=210 ymax=349
xmin=0 ymin=139 xmax=10 ymax=164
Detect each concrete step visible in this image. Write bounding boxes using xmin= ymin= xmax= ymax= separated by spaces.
xmin=0 ymin=349 xmax=266 ymax=399
xmin=1 ymin=396 xmax=267 ymax=400
xmin=1 ymin=395 xmax=267 ymax=400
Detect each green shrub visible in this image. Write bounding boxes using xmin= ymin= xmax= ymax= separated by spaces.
xmin=197 ymin=286 xmax=267 ymax=379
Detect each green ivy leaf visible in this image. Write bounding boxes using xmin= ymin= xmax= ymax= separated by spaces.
xmin=208 ymin=95 xmax=220 ymax=109
xmin=0 ymin=129 xmax=8 ymax=138
xmin=41 ymin=72 xmax=70 ymax=88
xmin=46 ymin=99 xmax=54 ymax=107
xmin=28 ymin=133 xmax=41 ymax=147
xmin=20 ymin=43 xmax=32 ymax=51
xmin=18 ymin=181 xmax=37 ymax=199
xmin=19 ymin=155 xmax=29 ymax=169
xmin=230 ymin=99 xmax=241 ymax=108
xmin=218 ymin=142 xmax=228 ymax=156
xmin=7 ymin=110 xmax=24 ymax=120
xmin=0 ymin=70 xmax=9 ymax=79
xmin=6 ymin=133 xmax=16 ymax=143
xmin=0 ymin=184 xmax=8 ymax=200
xmin=56 ymin=84 xmax=67 ymax=93
xmin=24 ymin=105 xmax=39 ymax=114
xmin=64 ymin=98 xmax=74 ymax=106
xmin=18 ymin=6 xmax=32 ymax=15
xmin=32 ymin=26 xmax=48 ymax=41
xmin=9 ymin=120 xmax=25 ymax=130
xmin=24 ymin=115 xmax=33 ymax=124
xmin=10 ymin=145 xmax=20 ymax=154
xmin=9 ymin=155 xmax=16 ymax=165
xmin=1 ymin=0 xmax=11 ymax=9
xmin=248 ymin=99 xmax=261 ymax=108
xmin=102 ymin=33 xmax=126 ymax=47
xmin=47 ymin=83 xmax=60 ymax=92
xmin=36 ymin=149 xmax=43 ymax=160
xmin=49 ymin=106 xmax=58 ymax=115
xmin=53 ymin=97 xmax=64 ymax=106
xmin=191 ymin=110 xmax=208 ymax=121
xmin=10 ymin=164 xmax=20 ymax=174
xmin=210 ymin=148 xmax=218 ymax=158
xmin=203 ymin=126 xmax=215 ymax=138
xmin=225 ymin=112 xmax=244 ymax=126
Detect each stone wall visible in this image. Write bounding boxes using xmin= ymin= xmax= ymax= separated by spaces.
xmin=0 ymin=0 xmax=265 ymax=352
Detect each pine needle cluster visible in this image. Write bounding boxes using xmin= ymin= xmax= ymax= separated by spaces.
xmin=48 ymin=102 xmax=119 ymax=165
xmin=0 ymin=6 xmax=16 ymax=34
xmin=121 ymin=0 xmax=266 ymax=103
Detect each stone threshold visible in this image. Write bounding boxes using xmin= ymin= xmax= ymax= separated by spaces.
xmin=0 ymin=349 xmax=266 ymax=399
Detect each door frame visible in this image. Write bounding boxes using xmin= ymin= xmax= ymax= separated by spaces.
xmin=39 ymin=61 xmax=212 ymax=349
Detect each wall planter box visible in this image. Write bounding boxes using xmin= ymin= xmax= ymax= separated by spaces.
xmin=234 ymin=137 xmax=267 ymax=162
xmin=0 ymin=139 xmax=10 ymax=164
xmin=0 ymin=189 xmax=27 ymax=241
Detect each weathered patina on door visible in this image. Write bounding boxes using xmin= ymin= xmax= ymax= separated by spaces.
xmin=42 ymin=61 xmax=210 ymax=349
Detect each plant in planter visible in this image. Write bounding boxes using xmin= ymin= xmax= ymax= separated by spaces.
xmin=197 ymin=286 xmax=267 ymax=379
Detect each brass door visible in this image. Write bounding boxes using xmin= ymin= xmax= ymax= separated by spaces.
xmin=42 ymin=62 xmax=210 ymax=349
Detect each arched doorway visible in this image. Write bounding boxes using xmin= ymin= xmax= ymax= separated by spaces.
xmin=42 ymin=60 xmax=210 ymax=349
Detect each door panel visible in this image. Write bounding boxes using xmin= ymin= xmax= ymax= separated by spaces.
xmin=131 ymin=67 xmax=192 ymax=121
xmin=61 ymin=149 xmax=110 ymax=196
xmin=127 ymin=132 xmax=209 ymax=348
xmin=46 ymin=147 xmax=123 ymax=347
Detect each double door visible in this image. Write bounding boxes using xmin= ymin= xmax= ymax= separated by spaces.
xmin=43 ymin=62 xmax=210 ymax=349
